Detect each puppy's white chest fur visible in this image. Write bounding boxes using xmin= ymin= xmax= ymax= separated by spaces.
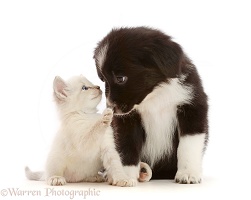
xmin=136 ymin=78 xmax=193 ymax=167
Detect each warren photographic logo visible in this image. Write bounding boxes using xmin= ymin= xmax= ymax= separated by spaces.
xmin=1 ymin=187 xmax=101 ymax=199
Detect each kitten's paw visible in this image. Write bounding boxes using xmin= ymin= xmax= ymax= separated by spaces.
xmin=47 ymin=176 xmax=66 ymax=186
xmin=102 ymin=108 xmax=113 ymax=126
xmin=85 ymin=175 xmax=106 ymax=183
xmin=108 ymin=175 xmax=137 ymax=187
xmin=138 ymin=162 xmax=152 ymax=182
xmin=175 ymin=170 xmax=202 ymax=184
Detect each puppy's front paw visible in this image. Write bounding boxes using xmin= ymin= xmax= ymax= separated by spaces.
xmin=47 ymin=176 xmax=66 ymax=186
xmin=102 ymin=108 xmax=113 ymax=126
xmin=108 ymin=175 xmax=137 ymax=187
xmin=175 ymin=170 xmax=202 ymax=184
xmin=139 ymin=162 xmax=152 ymax=182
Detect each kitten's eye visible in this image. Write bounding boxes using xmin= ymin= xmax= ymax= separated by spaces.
xmin=115 ymin=76 xmax=128 ymax=85
xmin=82 ymin=85 xmax=89 ymax=90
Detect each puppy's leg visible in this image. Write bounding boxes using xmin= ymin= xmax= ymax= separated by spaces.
xmin=123 ymin=165 xmax=140 ymax=182
xmin=100 ymin=109 xmax=138 ymax=186
xmin=110 ymin=111 xmax=145 ymax=184
xmin=101 ymin=129 xmax=137 ymax=187
xmin=176 ymin=103 xmax=208 ymax=184
xmin=175 ymin=134 xmax=205 ymax=184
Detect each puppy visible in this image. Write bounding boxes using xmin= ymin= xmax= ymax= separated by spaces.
xmin=93 ymin=27 xmax=208 ymax=184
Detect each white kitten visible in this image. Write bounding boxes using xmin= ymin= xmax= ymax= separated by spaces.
xmin=25 ymin=75 xmax=151 ymax=186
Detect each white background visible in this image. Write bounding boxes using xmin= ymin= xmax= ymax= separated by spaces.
xmin=0 ymin=0 xmax=251 ymax=199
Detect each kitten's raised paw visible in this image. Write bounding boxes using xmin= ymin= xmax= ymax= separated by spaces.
xmin=102 ymin=108 xmax=113 ymax=126
xmin=175 ymin=170 xmax=202 ymax=184
xmin=139 ymin=162 xmax=152 ymax=182
xmin=108 ymin=176 xmax=137 ymax=187
xmin=47 ymin=176 xmax=66 ymax=186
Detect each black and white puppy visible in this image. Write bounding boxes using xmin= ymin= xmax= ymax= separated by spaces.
xmin=93 ymin=27 xmax=208 ymax=184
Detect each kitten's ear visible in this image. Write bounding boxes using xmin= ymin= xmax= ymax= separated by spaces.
xmin=53 ymin=76 xmax=68 ymax=102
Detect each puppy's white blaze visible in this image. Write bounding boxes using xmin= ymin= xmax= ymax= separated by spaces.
xmin=136 ymin=78 xmax=193 ymax=167
xmin=176 ymin=134 xmax=205 ymax=183
xmin=96 ymin=44 xmax=108 ymax=69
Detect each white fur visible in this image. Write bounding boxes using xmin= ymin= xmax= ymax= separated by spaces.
xmin=139 ymin=162 xmax=152 ymax=182
xmin=96 ymin=44 xmax=108 ymax=69
xmin=44 ymin=110 xmax=105 ymax=184
xmin=100 ymin=125 xmax=138 ymax=187
xmin=25 ymin=167 xmax=44 ymax=180
xmin=47 ymin=176 xmax=66 ymax=186
xmin=136 ymin=78 xmax=193 ymax=167
xmin=123 ymin=165 xmax=140 ymax=179
xmin=25 ymin=75 xmax=137 ymax=187
xmin=175 ymin=134 xmax=205 ymax=184
xmin=54 ymin=75 xmax=102 ymax=117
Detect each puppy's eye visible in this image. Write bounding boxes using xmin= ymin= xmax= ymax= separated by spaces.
xmin=82 ymin=85 xmax=89 ymax=90
xmin=115 ymin=76 xmax=128 ymax=85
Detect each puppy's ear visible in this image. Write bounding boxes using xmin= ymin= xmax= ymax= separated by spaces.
xmin=152 ymin=41 xmax=183 ymax=78
xmin=53 ymin=76 xmax=68 ymax=102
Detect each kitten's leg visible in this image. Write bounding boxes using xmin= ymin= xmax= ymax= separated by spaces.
xmin=101 ymin=108 xmax=113 ymax=126
xmin=47 ymin=176 xmax=66 ymax=186
xmin=45 ymin=154 xmax=67 ymax=186
xmin=82 ymin=108 xmax=113 ymax=143
xmin=139 ymin=162 xmax=152 ymax=182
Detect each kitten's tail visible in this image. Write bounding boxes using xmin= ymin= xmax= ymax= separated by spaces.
xmin=139 ymin=162 xmax=152 ymax=182
xmin=25 ymin=166 xmax=45 ymax=181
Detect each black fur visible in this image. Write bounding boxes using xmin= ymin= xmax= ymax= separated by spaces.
xmin=94 ymin=27 xmax=208 ymax=180
xmin=112 ymin=110 xmax=146 ymax=166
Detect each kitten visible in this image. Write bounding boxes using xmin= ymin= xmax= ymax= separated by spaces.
xmin=25 ymin=75 xmax=151 ymax=186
